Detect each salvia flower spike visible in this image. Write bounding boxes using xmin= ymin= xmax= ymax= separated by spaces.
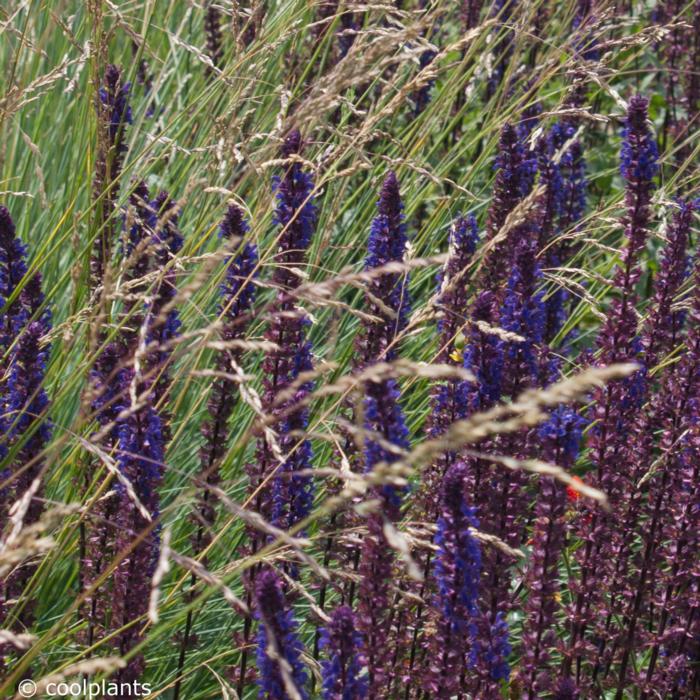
xmin=421 ymin=462 xmax=481 ymax=697
xmin=357 ymin=171 xmax=410 ymax=365
xmin=92 ymin=64 xmax=132 ymax=289
xmin=198 ymin=205 xmax=258 ymax=541
xmin=320 ymin=605 xmax=368 ymax=700
xmin=255 ymin=568 xmax=309 ymax=700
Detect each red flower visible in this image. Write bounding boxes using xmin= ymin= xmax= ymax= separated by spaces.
xmin=566 ymin=476 xmax=584 ymax=502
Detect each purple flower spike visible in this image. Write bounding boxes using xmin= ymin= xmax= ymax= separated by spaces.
xmin=519 ymin=405 xmax=584 ymax=697
xmin=642 ymin=199 xmax=695 ymax=365
xmin=255 ymin=569 xmax=309 ymax=700
xmin=123 ymin=182 xmax=156 ymax=291
xmin=247 ymin=134 xmax=318 ymax=564
xmin=139 ymin=191 xmax=184 ymax=422
xmin=198 ymin=205 xmax=257 ymax=535
xmin=357 ymin=171 xmax=410 ymax=365
xmin=271 ymin=339 xmax=315 ymax=533
xmin=481 ymin=124 xmax=537 ymax=303
xmin=487 ymin=613 xmax=511 ymax=681
xmin=363 ymin=377 xmax=410 ymax=520
xmin=3 ymin=320 xmax=51 ymax=521
xmin=110 ymin=366 xmax=165 ymax=684
xmin=100 ymin=65 xmax=133 ymax=145
xmin=175 ymin=207 xmax=258 ymax=697
xmin=92 ymin=65 xmax=132 ymax=288
xmin=0 ymin=318 xmax=51 ymax=649
xmin=487 ymin=124 xmax=536 ymax=241
xmin=272 ymin=130 xmax=318 ymax=292
xmin=0 ymin=206 xmax=45 ymax=350
xmin=415 ymin=215 xmax=480 ymax=515
xmin=0 ymin=205 xmax=50 ymax=528
xmin=436 ymin=215 xmax=479 ymax=363
xmin=355 ymin=374 xmax=410 ymax=695
xmin=320 ymin=606 xmax=368 ymax=700
xmin=421 ymin=462 xmax=481 ymax=697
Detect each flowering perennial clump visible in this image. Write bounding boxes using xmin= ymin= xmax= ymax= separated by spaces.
xmin=4 ymin=5 xmax=700 ymax=700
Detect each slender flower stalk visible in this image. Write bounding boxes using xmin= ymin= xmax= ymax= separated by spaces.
xmin=421 ymin=462 xmax=481 ymax=697
xmin=519 ymin=405 xmax=584 ymax=697
xmin=92 ymin=65 xmax=132 ymax=289
xmin=111 ymin=367 xmax=165 ymax=684
xmin=146 ymin=191 xmax=184 ymax=410
xmin=255 ymin=569 xmax=309 ymax=700
xmin=0 ymin=208 xmax=51 ymax=665
xmin=355 ymin=376 xmax=410 ymax=695
xmin=564 ymin=95 xmax=658 ymax=683
xmin=0 ymin=206 xmax=50 ymax=521
xmin=239 ymin=130 xmax=318 ymax=693
xmin=198 ymin=206 xmax=258 ymax=546
xmin=0 ymin=320 xmax=52 ymax=640
xmin=415 ymin=216 xmax=479 ymax=516
xmin=320 ymin=605 xmax=367 ymax=700
xmin=642 ymin=200 xmax=694 ymax=365
xmin=480 ymin=123 xmax=537 ymax=305
xmin=434 ymin=215 xmax=479 ymax=366
xmin=248 ymin=130 xmax=318 ymax=531
xmin=173 ymin=206 xmax=258 ymax=700
xmin=356 ymin=171 xmax=410 ymax=366
xmin=83 ymin=185 xmax=180 ymax=679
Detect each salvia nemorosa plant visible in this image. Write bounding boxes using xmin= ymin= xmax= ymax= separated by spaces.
xmin=480 ymin=122 xmax=537 ymax=306
xmin=0 ymin=207 xmax=51 ymax=665
xmin=173 ymin=205 xmax=258 ymax=700
xmin=639 ymin=223 xmax=700 ymax=695
xmin=356 ymin=376 xmax=410 ymax=697
xmin=248 ymin=129 xmax=317 ymax=535
xmin=91 ymin=64 xmax=132 ymax=290
xmin=563 ymin=95 xmax=659 ymax=684
xmin=345 ymin=173 xmax=413 ymax=695
xmin=146 ymin=191 xmax=184 ymax=411
xmin=106 ymin=185 xmax=182 ymax=678
xmin=197 ymin=205 xmax=258 ymax=550
xmin=110 ymin=367 xmax=166 ymax=684
xmin=420 ymin=461 xmax=481 ymax=697
xmin=518 ymin=404 xmax=585 ymax=697
xmin=237 ymin=130 xmax=318 ymax=693
xmin=320 ymin=605 xmax=367 ymax=700
xmin=592 ymin=199 xmax=700 ymax=695
xmin=415 ymin=215 xmax=479 ymax=516
xmin=0 ymin=206 xmax=50 ymax=523
xmin=83 ymin=180 xmax=181 ymax=681
xmin=356 ymin=171 xmax=410 ymax=366
xmin=254 ymin=568 xmax=309 ymax=700
xmin=9 ymin=4 xmax=700 ymax=698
